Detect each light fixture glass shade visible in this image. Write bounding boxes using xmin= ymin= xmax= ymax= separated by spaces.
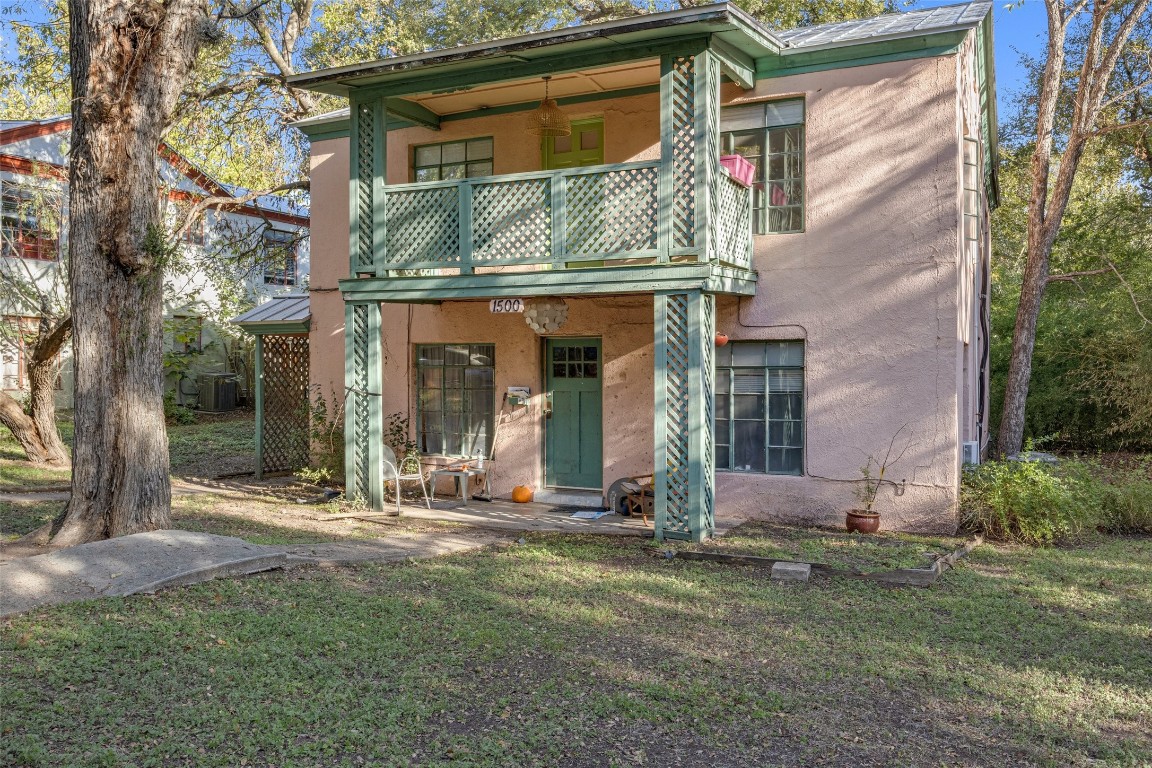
xmin=524 ymin=299 xmax=569 ymax=334
xmin=527 ymin=77 xmax=571 ymax=137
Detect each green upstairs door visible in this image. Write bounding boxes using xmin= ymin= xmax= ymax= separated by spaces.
xmin=545 ymin=338 xmax=603 ymax=490
xmin=542 ymin=118 xmax=604 ymax=170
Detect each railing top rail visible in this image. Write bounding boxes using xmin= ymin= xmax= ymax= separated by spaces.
xmin=384 ymin=159 xmax=660 ymax=193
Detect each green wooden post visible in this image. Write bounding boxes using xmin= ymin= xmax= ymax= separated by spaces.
xmin=653 ymin=289 xmax=715 ymax=542
xmin=550 ymin=175 xmax=566 ymax=268
xmin=458 ymin=182 xmax=474 ymax=274
xmin=349 ymin=95 xmax=386 ymax=276
xmin=345 ymin=302 xmax=386 ymax=512
xmin=254 ymin=334 xmax=265 ymax=480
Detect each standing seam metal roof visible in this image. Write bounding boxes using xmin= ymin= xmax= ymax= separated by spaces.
xmin=777 ymin=1 xmax=991 ymax=49
xmin=231 ymin=295 xmax=311 ymax=325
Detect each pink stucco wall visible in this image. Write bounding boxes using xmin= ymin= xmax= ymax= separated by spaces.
xmin=307 ymin=45 xmax=981 ymax=532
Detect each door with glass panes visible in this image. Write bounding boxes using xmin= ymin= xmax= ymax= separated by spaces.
xmin=544 ymin=338 xmax=603 ymax=489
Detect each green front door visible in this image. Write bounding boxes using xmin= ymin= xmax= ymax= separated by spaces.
xmin=545 ymin=338 xmax=603 ymax=490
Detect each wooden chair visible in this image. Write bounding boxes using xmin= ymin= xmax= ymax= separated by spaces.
xmin=620 ymin=475 xmax=654 ymax=527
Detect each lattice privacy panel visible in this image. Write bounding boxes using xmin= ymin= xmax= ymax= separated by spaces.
xmin=670 ymin=55 xmax=697 ymax=250
xmin=385 ymin=186 xmax=461 ymax=266
xmin=472 ymin=178 xmax=551 ymax=263
xmin=662 ymin=293 xmax=692 ymax=536
xmin=261 ymin=335 xmax=310 ymax=474
xmin=700 ymin=293 xmax=716 ymax=535
xmin=717 ymin=176 xmax=753 ymax=269
xmin=566 ymin=166 xmax=659 ymax=256
xmin=355 ymin=102 xmax=376 ymax=270
xmin=349 ymin=304 xmax=371 ymax=500
xmin=701 ymin=53 xmax=720 ymax=262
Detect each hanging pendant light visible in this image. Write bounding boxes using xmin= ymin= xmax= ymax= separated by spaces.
xmin=527 ymin=76 xmax=571 ymax=138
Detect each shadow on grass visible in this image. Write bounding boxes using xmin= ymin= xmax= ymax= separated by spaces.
xmin=3 ymin=529 xmax=1148 ymax=767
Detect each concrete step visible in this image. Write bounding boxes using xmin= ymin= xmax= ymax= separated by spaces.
xmin=533 ymin=489 xmax=604 ymax=509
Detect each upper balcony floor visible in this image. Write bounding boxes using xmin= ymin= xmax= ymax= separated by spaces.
xmin=291 ymin=2 xmax=997 ymax=303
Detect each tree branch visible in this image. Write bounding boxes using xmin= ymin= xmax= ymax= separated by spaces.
xmin=171 ymin=179 xmax=309 ymax=241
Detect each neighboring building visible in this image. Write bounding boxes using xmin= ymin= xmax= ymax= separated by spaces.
xmin=0 ymin=117 xmax=311 ymax=409
xmin=289 ymin=1 xmax=996 ymax=539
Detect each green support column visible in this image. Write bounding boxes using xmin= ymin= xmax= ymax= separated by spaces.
xmin=653 ymin=290 xmax=716 ymax=542
xmin=349 ymin=95 xmax=386 ymax=276
xmin=254 ymin=334 xmax=264 ymax=480
xmin=345 ymin=302 xmax=386 ymax=512
xmin=659 ymin=43 xmax=717 ymax=263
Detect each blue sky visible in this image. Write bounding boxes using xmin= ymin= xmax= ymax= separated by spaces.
xmin=915 ymin=0 xmax=1048 ymax=113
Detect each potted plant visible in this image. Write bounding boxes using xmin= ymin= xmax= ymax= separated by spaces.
xmin=846 ymin=425 xmax=910 ymax=534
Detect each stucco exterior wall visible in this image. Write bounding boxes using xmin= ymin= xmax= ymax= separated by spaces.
xmin=307 ymin=52 xmax=973 ymax=532
xmin=715 ymin=55 xmax=963 ymax=532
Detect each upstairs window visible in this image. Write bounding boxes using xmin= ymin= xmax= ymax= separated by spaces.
xmin=413 ymin=138 xmax=494 ymax=182
xmin=262 ymin=230 xmax=298 ymax=286
xmin=416 ymin=344 xmax=495 ymax=457
xmin=721 ymin=100 xmax=805 ymax=234
xmin=181 ymin=215 xmax=206 ymax=246
xmin=715 ymin=341 xmax=804 ymax=475
xmin=1 ymin=183 xmax=60 ymax=260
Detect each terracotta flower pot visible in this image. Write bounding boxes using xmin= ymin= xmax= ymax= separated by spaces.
xmin=715 ymin=333 xmax=729 ymax=347
xmin=845 ymin=509 xmax=881 ymax=534
xmin=512 ymin=485 xmax=534 ymax=503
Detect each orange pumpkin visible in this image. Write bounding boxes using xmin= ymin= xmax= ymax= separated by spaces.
xmin=511 ymin=485 xmax=534 ymax=503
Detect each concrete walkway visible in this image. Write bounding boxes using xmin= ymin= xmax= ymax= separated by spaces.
xmin=0 ymin=529 xmax=500 ymax=618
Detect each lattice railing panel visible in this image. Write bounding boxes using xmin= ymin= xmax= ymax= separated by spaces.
xmin=716 ymin=175 xmax=753 ymax=269
xmin=355 ymin=102 xmax=375 ymax=269
xmin=566 ymin=166 xmax=659 ymax=256
xmin=262 ymin=335 xmax=310 ymax=474
xmin=662 ymin=293 xmax=692 ymax=536
xmin=350 ymin=304 xmax=371 ymax=500
xmin=385 ymin=186 xmax=460 ymax=266
xmin=472 ymin=178 xmax=551 ymax=263
xmin=670 ymin=55 xmax=697 ymax=250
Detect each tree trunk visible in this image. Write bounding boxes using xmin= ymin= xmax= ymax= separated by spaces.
xmin=0 ymin=316 xmax=71 ymax=465
xmin=0 ymin=391 xmax=56 ymax=464
xmin=52 ymin=0 xmax=208 ymax=546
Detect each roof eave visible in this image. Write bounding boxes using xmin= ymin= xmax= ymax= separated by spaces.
xmin=780 ymin=22 xmax=980 ymax=55
xmin=287 ymin=3 xmax=782 ymax=96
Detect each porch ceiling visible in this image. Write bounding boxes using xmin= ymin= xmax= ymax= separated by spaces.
xmin=338 ymin=264 xmax=757 ymax=303
xmin=409 ymin=60 xmax=660 ymax=116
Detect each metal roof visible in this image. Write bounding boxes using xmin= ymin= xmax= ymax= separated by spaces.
xmin=231 ymin=295 xmax=311 ymax=329
xmin=778 ymin=1 xmax=992 ymax=52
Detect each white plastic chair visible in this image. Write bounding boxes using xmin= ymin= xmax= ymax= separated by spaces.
xmin=382 ymin=445 xmax=431 ymax=512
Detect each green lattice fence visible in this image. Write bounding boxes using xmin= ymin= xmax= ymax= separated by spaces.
xmin=261 ymin=334 xmax=310 ymax=474
xmin=717 ymin=175 xmax=753 ymax=269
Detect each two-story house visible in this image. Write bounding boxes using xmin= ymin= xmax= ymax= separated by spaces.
xmin=290 ymin=1 xmax=996 ymax=540
xmin=0 ymin=117 xmax=311 ymax=408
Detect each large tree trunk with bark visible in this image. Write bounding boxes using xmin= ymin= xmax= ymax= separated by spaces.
xmin=0 ymin=317 xmax=72 ymax=465
xmin=996 ymin=0 xmax=1150 ymax=457
xmin=52 ymin=0 xmax=208 ymax=546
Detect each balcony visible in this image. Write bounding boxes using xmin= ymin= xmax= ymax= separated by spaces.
xmin=341 ymin=159 xmax=755 ymax=302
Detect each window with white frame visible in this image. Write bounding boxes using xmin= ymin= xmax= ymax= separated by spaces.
xmin=720 ymin=100 xmax=805 ymax=234
xmin=1 ymin=182 xmax=60 ymax=260
xmin=416 ymin=344 xmax=495 ymax=457
xmin=715 ymin=341 xmax=804 ymax=475
xmin=412 ymin=138 xmax=494 ymax=182
xmin=262 ymin=230 xmax=298 ymax=286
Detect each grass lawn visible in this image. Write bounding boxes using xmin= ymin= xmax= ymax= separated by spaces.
xmin=0 ymin=412 xmax=255 ymax=490
xmin=2 ymin=529 xmax=1149 ymax=767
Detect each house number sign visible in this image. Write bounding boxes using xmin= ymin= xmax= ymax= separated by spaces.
xmin=489 ymin=299 xmax=524 ymax=313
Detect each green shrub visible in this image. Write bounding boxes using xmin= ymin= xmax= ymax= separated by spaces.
xmin=1097 ymin=463 xmax=1152 ymax=534
xmin=960 ymin=459 xmax=1100 ymax=545
xmin=163 ymin=391 xmax=196 ymax=426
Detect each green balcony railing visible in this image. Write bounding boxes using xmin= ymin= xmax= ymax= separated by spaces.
xmin=379 ymin=159 xmax=753 ymax=274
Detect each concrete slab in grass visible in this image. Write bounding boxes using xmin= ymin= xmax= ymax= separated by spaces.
xmin=0 ymin=530 xmax=286 ymax=617
xmin=771 ymin=561 xmax=811 ymax=582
